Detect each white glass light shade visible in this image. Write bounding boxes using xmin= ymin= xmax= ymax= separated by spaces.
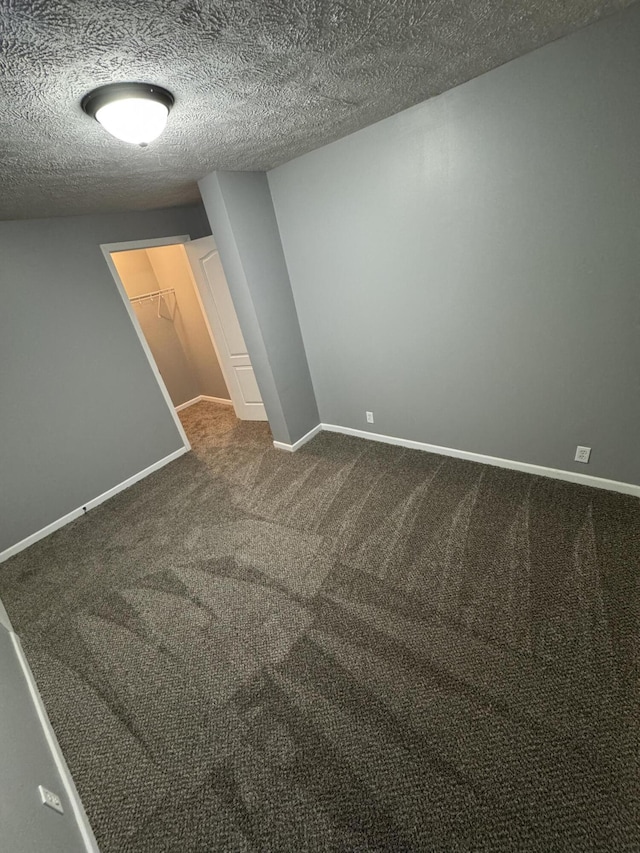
xmin=95 ymin=97 xmax=169 ymax=145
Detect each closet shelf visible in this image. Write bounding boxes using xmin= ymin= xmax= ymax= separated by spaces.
xmin=129 ymin=288 xmax=175 ymax=305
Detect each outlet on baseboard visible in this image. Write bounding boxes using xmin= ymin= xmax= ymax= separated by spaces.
xmin=575 ymin=445 xmax=591 ymax=464
xmin=366 ymin=411 xmax=374 ymax=424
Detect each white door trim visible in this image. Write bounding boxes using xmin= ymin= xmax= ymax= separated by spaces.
xmin=100 ymin=235 xmax=192 ymax=452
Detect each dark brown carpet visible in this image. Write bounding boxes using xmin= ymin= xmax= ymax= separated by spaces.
xmin=1 ymin=401 xmax=639 ymax=852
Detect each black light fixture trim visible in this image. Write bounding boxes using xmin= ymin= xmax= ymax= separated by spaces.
xmin=81 ymin=82 xmax=174 ymax=118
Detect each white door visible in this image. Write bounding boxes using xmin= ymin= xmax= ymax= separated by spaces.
xmin=184 ymin=237 xmax=267 ymax=421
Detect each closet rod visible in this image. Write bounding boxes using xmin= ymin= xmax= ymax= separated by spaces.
xmin=129 ymin=287 xmax=175 ymax=305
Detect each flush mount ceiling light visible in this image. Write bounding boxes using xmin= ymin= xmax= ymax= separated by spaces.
xmin=81 ymin=82 xmax=174 ymax=147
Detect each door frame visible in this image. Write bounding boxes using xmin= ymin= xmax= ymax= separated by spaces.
xmin=101 ymin=234 xmax=193 ymax=451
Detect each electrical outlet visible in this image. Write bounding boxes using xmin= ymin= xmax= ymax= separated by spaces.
xmin=366 ymin=411 xmax=374 ymax=424
xmin=575 ymin=445 xmax=591 ymax=464
xmin=39 ymin=786 xmax=64 ymax=815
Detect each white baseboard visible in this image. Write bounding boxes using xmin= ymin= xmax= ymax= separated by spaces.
xmin=273 ymin=423 xmax=323 ymax=452
xmin=175 ymin=395 xmax=233 ymax=412
xmin=201 ymin=395 xmax=233 ymax=406
xmin=11 ymin=632 xmax=100 ymax=852
xmin=320 ymin=424 xmax=640 ymax=498
xmin=0 ymin=446 xmax=189 ymax=564
xmin=4 ymin=422 xmax=636 ymax=565
xmin=175 ymin=396 xmax=201 ymax=412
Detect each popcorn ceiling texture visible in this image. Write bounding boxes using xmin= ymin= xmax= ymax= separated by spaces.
xmin=0 ymin=0 xmax=635 ymax=220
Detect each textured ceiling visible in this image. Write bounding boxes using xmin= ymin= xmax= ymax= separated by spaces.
xmin=0 ymin=0 xmax=635 ymax=220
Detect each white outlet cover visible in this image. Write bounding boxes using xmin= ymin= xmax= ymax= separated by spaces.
xmin=575 ymin=446 xmax=591 ymax=463
xmin=39 ymin=785 xmax=64 ymax=815
xmin=366 ymin=411 xmax=374 ymax=423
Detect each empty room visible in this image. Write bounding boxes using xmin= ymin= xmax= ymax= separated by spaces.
xmin=1 ymin=1 xmax=639 ymax=851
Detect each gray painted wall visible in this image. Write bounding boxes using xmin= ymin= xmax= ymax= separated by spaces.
xmin=198 ymin=171 xmax=319 ymax=445
xmin=0 ymin=205 xmax=210 ymax=554
xmin=269 ymin=5 xmax=640 ymax=486
xmin=0 ymin=626 xmax=92 ymax=852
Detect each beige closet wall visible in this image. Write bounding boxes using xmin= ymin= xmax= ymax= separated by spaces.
xmin=112 ymin=247 xmax=228 ymax=408
xmin=146 ymin=245 xmax=229 ymax=402
xmin=113 ymin=249 xmax=199 ymax=406
xmin=112 ymin=249 xmax=156 ymax=298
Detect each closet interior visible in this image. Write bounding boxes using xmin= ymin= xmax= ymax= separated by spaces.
xmin=111 ymin=244 xmax=230 ymax=409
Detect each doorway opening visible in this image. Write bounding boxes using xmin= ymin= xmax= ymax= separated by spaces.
xmin=101 ymin=235 xmax=267 ymax=450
